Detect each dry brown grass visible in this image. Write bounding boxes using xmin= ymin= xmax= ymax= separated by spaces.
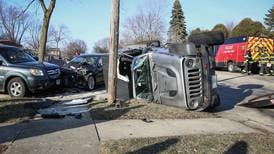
xmin=90 ymin=99 xmax=217 ymax=120
xmin=100 ymin=133 xmax=274 ymax=154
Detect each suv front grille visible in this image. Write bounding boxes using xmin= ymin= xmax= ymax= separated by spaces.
xmin=47 ymin=69 xmax=60 ymax=78
xmin=188 ymin=69 xmax=202 ymax=98
xmin=183 ymin=57 xmax=203 ymax=109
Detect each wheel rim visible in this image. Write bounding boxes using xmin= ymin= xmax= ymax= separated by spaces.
xmin=88 ymin=76 xmax=95 ymax=90
xmin=228 ymin=64 xmax=233 ymax=72
xmin=10 ymin=82 xmax=22 ymax=96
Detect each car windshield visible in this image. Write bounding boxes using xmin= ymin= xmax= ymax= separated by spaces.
xmin=1 ymin=48 xmax=36 ymax=64
xmin=71 ymin=56 xmax=98 ymax=65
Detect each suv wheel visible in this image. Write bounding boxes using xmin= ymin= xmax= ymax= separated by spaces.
xmin=227 ymin=62 xmax=235 ymax=72
xmin=7 ymin=77 xmax=26 ymax=97
xmin=86 ymin=75 xmax=95 ymax=91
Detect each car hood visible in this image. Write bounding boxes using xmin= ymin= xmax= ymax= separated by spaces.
xmin=65 ymin=62 xmax=96 ymax=70
xmin=11 ymin=61 xmax=59 ymax=70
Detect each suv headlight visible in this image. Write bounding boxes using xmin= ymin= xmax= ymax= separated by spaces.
xmin=186 ymin=59 xmax=195 ymax=68
xmin=30 ymin=69 xmax=44 ymax=76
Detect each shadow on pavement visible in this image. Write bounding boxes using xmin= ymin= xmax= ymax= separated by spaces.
xmin=127 ymin=138 xmax=179 ymax=154
xmin=224 ymin=140 xmax=248 ymax=154
xmin=215 ymin=84 xmax=264 ymax=112
xmin=0 ymin=100 xmax=55 ymax=123
xmin=0 ymin=100 xmax=144 ymax=144
xmin=218 ymin=74 xmax=249 ymax=82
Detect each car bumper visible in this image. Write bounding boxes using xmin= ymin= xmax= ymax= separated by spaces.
xmin=27 ymin=76 xmax=61 ymax=92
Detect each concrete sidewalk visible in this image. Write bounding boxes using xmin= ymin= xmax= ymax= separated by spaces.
xmin=95 ymin=118 xmax=261 ymax=140
xmin=1 ymin=113 xmax=99 ymax=154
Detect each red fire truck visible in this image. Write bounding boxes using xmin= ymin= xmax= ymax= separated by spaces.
xmin=215 ymin=36 xmax=274 ymax=72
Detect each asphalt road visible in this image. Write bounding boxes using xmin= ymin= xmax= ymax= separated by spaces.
xmin=216 ymin=71 xmax=274 ymax=132
xmin=216 ymin=71 xmax=274 ymax=110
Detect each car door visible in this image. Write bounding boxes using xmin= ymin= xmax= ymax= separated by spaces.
xmin=0 ymin=56 xmax=8 ymax=91
xmin=95 ymin=57 xmax=104 ymax=83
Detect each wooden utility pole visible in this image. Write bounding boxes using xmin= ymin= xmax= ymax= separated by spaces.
xmin=108 ymin=0 xmax=120 ymax=104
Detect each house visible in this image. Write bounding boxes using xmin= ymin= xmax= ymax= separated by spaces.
xmin=46 ymin=48 xmax=61 ymax=60
xmin=0 ymin=40 xmax=22 ymax=47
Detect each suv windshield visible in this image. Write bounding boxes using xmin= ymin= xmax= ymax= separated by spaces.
xmin=1 ymin=48 xmax=36 ymax=64
xmin=71 ymin=56 xmax=98 ymax=65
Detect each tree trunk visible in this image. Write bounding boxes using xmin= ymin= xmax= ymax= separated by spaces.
xmin=38 ymin=15 xmax=50 ymax=62
xmin=108 ymin=0 xmax=120 ymax=104
xmin=38 ymin=0 xmax=56 ymax=63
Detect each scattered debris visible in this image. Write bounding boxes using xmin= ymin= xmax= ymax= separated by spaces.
xmin=142 ymin=116 xmax=153 ymax=123
xmin=238 ymin=93 xmax=274 ymax=108
xmin=0 ymin=144 xmax=8 ymax=153
xmin=62 ymin=97 xmax=93 ymax=106
xmin=38 ymin=97 xmax=92 ymax=119
xmin=41 ymin=113 xmax=66 ymax=119
xmin=67 ymin=113 xmax=83 ymax=119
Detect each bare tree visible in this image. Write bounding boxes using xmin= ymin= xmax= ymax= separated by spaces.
xmin=26 ymin=22 xmax=41 ymax=55
xmin=226 ymin=21 xmax=236 ymax=38
xmin=38 ymin=0 xmax=56 ymax=62
xmin=49 ymin=25 xmax=68 ymax=58
xmin=64 ymin=39 xmax=87 ymax=59
xmin=93 ymin=37 xmax=109 ymax=53
xmin=121 ymin=0 xmax=166 ymax=44
xmin=0 ymin=1 xmax=30 ymax=44
xmin=26 ymin=23 xmax=56 ymax=56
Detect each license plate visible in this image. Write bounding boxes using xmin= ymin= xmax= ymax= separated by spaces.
xmin=56 ymin=79 xmax=61 ymax=85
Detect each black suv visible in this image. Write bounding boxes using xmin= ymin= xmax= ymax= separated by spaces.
xmin=0 ymin=45 xmax=61 ymax=97
xmin=64 ymin=54 xmax=104 ymax=90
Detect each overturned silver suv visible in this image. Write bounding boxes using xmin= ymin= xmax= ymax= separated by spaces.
xmin=103 ymin=32 xmax=224 ymax=111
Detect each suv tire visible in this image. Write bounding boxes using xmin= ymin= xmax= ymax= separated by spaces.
xmin=7 ymin=77 xmax=27 ymax=97
xmin=86 ymin=75 xmax=95 ymax=91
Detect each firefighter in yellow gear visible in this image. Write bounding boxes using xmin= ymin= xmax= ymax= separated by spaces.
xmin=242 ymin=50 xmax=253 ymax=75
xmin=259 ymin=50 xmax=270 ymax=76
xmin=268 ymin=54 xmax=274 ymax=76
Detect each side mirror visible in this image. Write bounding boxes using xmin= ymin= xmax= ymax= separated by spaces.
xmin=34 ymin=56 xmax=39 ymax=61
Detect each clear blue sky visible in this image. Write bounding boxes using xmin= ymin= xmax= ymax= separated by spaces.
xmin=7 ymin=0 xmax=273 ymax=52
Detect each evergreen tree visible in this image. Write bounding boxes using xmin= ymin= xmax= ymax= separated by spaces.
xmin=168 ymin=0 xmax=187 ymax=43
xmin=212 ymin=24 xmax=229 ymax=38
xmin=190 ymin=28 xmax=209 ymax=35
xmin=264 ymin=5 xmax=274 ymax=31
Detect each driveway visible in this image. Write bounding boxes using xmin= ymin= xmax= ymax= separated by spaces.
xmin=215 ymin=71 xmax=274 ymax=132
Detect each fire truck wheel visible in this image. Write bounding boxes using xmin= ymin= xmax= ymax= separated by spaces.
xmin=227 ymin=62 xmax=235 ymax=72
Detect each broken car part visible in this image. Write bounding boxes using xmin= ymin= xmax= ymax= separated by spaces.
xmin=238 ymin=93 xmax=274 ymax=108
